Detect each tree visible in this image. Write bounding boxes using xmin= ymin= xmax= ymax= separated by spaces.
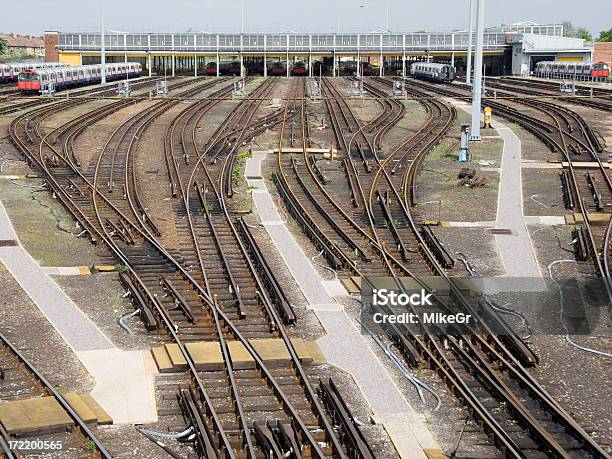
xmin=596 ymin=28 xmax=612 ymax=42
xmin=0 ymin=37 xmax=7 ymax=55
xmin=562 ymin=21 xmax=576 ymax=37
xmin=576 ymin=27 xmax=593 ymax=41
xmin=563 ymin=21 xmax=593 ymax=40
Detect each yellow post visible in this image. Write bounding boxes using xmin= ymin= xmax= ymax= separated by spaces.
xmin=483 ymin=106 xmax=493 ymax=129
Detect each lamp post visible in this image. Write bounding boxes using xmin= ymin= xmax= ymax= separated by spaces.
xmin=241 ymin=0 xmax=244 ymax=34
xmin=466 ymin=0 xmax=475 ymax=84
xmin=100 ymin=0 xmax=106 ymax=85
xmin=470 ymin=0 xmax=485 ymax=141
xmin=385 ymin=0 xmax=390 ymax=32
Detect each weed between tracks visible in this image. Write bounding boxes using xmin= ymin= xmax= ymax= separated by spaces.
xmin=232 ymin=149 xmax=252 ymax=185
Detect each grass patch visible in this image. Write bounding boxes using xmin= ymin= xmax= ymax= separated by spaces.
xmin=232 ymin=150 xmax=252 ymax=185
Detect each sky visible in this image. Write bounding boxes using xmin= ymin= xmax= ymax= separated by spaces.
xmin=1 ymin=0 xmax=610 ymax=37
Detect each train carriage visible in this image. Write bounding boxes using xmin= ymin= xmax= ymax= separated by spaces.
xmin=410 ymin=62 xmax=456 ymax=83
xmin=205 ymin=62 xmax=218 ymax=76
xmin=1 ymin=62 xmax=69 ymax=83
xmin=18 ymin=62 xmax=142 ymax=93
xmin=268 ymin=62 xmax=286 ymax=76
xmin=534 ymin=61 xmax=609 ymax=81
xmin=0 ymin=64 xmax=9 ymax=83
xmin=290 ymin=62 xmax=307 ymax=76
xmin=361 ymin=62 xmax=374 ymax=76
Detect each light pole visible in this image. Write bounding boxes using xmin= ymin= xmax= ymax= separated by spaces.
xmin=466 ymin=0 xmax=475 ymax=84
xmin=470 ymin=0 xmax=485 ymax=141
xmin=100 ymin=0 xmax=106 ymax=85
xmin=385 ymin=0 xmax=390 ymax=32
xmin=241 ymin=0 xmax=244 ymax=34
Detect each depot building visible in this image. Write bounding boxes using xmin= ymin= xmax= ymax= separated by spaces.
xmin=44 ymin=21 xmax=593 ymax=78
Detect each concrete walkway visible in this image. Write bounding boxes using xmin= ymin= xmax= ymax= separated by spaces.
xmin=246 ymin=153 xmax=442 ymax=459
xmin=448 ymin=100 xmax=547 ymax=288
xmin=0 ymin=201 xmax=157 ymax=424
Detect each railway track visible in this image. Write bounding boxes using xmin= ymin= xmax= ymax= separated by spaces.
xmin=273 ymin=76 xmax=610 ymax=458
xmin=0 ymin=77 xmax=161 ymax=116
xmin=402 ymin=77 xmax=612 ymax=282
xmin=8 ymin=76 xmax=376 ymax=458
xmin=503 ymin=77 xmax=612 ymax=97
xmin=484 ymin=78 xmax=612 ymax=113
xmin=159 ymin=76 xmax=375 ymax=458
xmin=0 ymin=333 xmax=110 ymax=458
xmin=4 ymin=74 xmax=611 ymax=458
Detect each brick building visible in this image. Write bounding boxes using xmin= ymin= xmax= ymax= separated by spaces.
xmin=593 ymin=42 xmax=612 ymax=70
xmin=0 ymin=33 xmax=45 ymax=56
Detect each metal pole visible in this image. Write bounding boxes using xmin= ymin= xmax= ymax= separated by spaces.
xmin=465 ymin=0 xmax=475 ymax=84
xmin=100 ymin=0 xmax=106 ymax=84
xmin=385 ymin=0 xmax=390 ymax=31
xmin=241 ymin=0 xmax=244 ymax=34
xmin=470 ymin=0 xmax=484 ymax=141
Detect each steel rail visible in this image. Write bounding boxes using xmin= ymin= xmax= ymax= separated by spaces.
xmin=180 ymin=77 xmax=344 ymax=458
xmin=0 ymin=333 xmax=112 ymax=458
xmin=381 ymin=76 xmax=611 ymax=457
xmin=9 ymin=82 xmax=238 ymax=458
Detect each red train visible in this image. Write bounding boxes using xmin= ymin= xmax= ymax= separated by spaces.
xmin=360 ymin=62 xmax=374 ymax=76
xmin=269 ymin=62 xmax=286 ymax=76
xmin=205 ymin=62 xmax=218 ymax=76
xmin=204 ymin=61 xmax=241 ymax=76
xmin=290 ymin=62 xmax=307 ymax=76
xmin=18 ymin=63 xmax=141 ymax=93
xmin=534 ymin=61 xmax=609 ymax=80
xmin=227 ymin=61 xmax=241 ymax=76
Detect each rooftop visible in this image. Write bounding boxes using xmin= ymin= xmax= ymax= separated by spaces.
xmin=0 ymin=33 xmax=44 ymax=49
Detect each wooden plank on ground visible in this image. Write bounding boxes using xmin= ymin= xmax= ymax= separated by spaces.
xmin=0 ymin=397 xmax=73 ymax=435
xmin=79 ymin=394 xmax=113 ymax=425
